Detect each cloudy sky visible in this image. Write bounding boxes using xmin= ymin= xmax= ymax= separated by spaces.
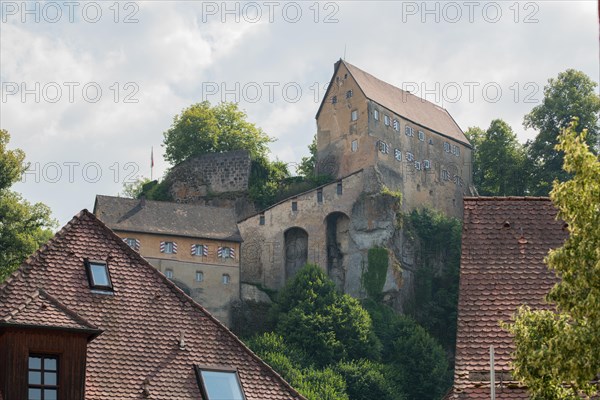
xmin=1 ymin=0 xmax=598 ymax=226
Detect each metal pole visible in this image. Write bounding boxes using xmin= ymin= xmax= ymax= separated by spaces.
xmin=490 ymin=345 xmax=496 ymax=400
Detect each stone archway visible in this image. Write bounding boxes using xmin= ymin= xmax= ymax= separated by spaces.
xmin=284 ymin=227 xmax=308 ymax=280
xmin=325 ymin=212 xmax=350 ymax=291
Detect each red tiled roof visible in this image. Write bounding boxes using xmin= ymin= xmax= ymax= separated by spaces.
xmin=0 ymin=210 xmax=304 ymax=400
xmin=450 ymin=197 xmax=567 ymax=399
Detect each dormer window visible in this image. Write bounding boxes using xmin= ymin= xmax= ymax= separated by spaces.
xmin=28 ymin=354 xmax=59 ymax=400
xmin=85 ymin=260 xmax=113 ymax=291
xmin=195 ymin=367 xmax=245 ymax=400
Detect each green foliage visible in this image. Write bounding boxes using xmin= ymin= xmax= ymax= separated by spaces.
xmin=298 ymin=134 xmax=334 ymax=185
xmin=275 ymin=264 xmax=381 ymax=367
xmin=138 ymin=179 xmax=173 ymax=201
xmin=248 ymin=157 xmax=291 ymax=210
xmin=466 ymin=120 xmax=527 ymax=196
xmin=120 ymin=176 xmax=152 ymax=198
xmin=507 ymin=120 xmax=600 ymax=399
xmin=335 ymin=359 xmax=405 ymax=400
xmin=402 ymin=208 xmax=462 ymax=351
xmin=524 ymin=69 xmax=600 ymax=196
xmin=247 ymin=333 xmax=349 ymax=400
xmin=363 ymin=300 xmax=451 ymax=400
xmin=0 ymin=129 xmax=57 ymax=281
xmin=363 ymin=247 xmax=388 ymax=301
xmin=162 ymin=101 xmax=273 ymax=165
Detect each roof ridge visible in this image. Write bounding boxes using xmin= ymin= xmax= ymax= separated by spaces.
xmin=38 ymin=289 xmax=100 ymax=330
xmin=77 ymin=210 xmax=306 ymax=399
xmin=95 ymin=194 xmax=239 ymax=213
xmin=0 ymin=210 xmax=87 ymax=295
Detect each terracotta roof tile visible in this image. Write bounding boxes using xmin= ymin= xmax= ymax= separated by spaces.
xmin=451 ymin=197 xmax=567 ymax=398
xmin=0 ymin=210 xmax=303 ymax=400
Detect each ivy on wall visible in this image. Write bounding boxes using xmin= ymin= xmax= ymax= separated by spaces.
xmin=363 ymin=247 xmax=389 ymax=301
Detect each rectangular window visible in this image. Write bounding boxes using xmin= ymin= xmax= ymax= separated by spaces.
xmin=191 ymin=244 xmax=208 ymax=257
xmin=317 ymin=190 xmax=323 ymax=203
xmin=351 ymin=110 xmax=358 ymax=121
xmin=394 ymin=149 xmax=402 ymax=161
xmin=222 ymin=274 xmax=231 ymax=285
xmin=423 ymin=159 xmax=431 ymax=169
xmin=85 ymin=260 xmax=113 ymax=291
xmin=292 ymin=201 xmax=298 ymax=211
xmin=165 ymin=268 xmax=173 ymax=279
xmin=28 ymin=355 xmax=58 ymax=400
xmin=415 ymin=161 xmax=422 ymax=170
xmin=442 ymin=170 xmax=450 ymax=181
xmin=259 ymin=215 xmax=265 ymax=225
xmin=218 ymin=247 xmax=235 ymax=259
xmin=331 ymin=96 xmax=337 ymax=104
xmin=346 ymin=90 xmax=353 ymax=98
xmin=452 ymin=145 xmax=461 ymax=156
xmin=123 ymin=237 xmax=140 ymax=251
xmin=444 ymin=142 xmax=450 ymax=152
xmin=378 ymin=141 xmax=389 ymax=154
xmin=351 ymin=140 xmax=358 ymax=152
xmin=196 ymin=271 xmax=204 ymax=282
xmin=384 ymin=115 xmax=390 ymax=126
xmin=160 ymin=241 xmax=177 ymax=254
xmin=393 ymin=119 xmax=400 ymax=131
xmin=373 ymin=109 xmax=379 ymax=121
xmin=406 ymin=152 xmax=414 ymax=162
xmin=337 ymin=182 xmax=343 ymax=195
xmin=196 ymin=367 xmax=245 ymax=400
xmin=428 ymin=138 xmax=434 ymax=145
xmin=418 ymin=130 xmax=425 ymax=141
xmin=405 ymin=126 xmax=414 ymax=137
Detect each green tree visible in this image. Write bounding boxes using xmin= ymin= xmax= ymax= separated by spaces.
xmin=275 ymin=264 xmax=381 ymax=367
xmin=466 ymin=120 xmax=527 ymax=196
xmin=334 ymin=359 xmax=405 ymax=400
xmin=163 ymin=101 xmax=274 ymax=165
xmin=0 ymin=129 xmax=57 ymax=281
xmin=506 ymin=120 xmax=600 ymax=399
xmin=120 ymin=176 xmax=151 ymax=198
xmin=524 ymin=69 xmax=600 ymax=195
xmin=364 ymin=300 xmax=451 ymax=400
xmin=297 ymin=134 xmax=333 ymax=185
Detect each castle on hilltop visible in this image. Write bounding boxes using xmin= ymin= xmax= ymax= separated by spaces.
xmin=96 ymin=60 xmax=474 ymax=328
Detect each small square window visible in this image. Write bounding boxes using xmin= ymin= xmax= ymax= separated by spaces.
xmin=394 ymin=149 xmax=402 ymax=161
xmin=423 ymin=160 xmax=431 ymax=169
xmin=337 ymin=182 xmax=343 ymax=195
xmin=444 ymin=142 xmax=450 ymax=152
xmin=406 ymin=152 xmax=414 ymax=162
xmin=351 ymin=140 xmax=358 ymax=152
xmin=378 ymin=141 xmax=389 ymax=154
xmin=428 ymin=138 xmax=434 ymax=145
xmin=346 ymin=90 xmax=353 ymax=98
xmin=259 ymin=215 xmax=265 ymax=225
xmin=373 ymin=109 xmax=379 ymax=121
xmin=165 ymin=268 xmax=174 ymax=279
xmin=196 ymin=271 xmax=204 ymax=282
xmin=191 ymin=244 xmax=208 ymax=257
xmin=196 ymin=368 xmax=246 ymax=400
xmin=393 ymin=119 xmax=400 ymax=131
xmin=331 ymin=96 xmax=337 ymax=104
xmin=351 ymin=110 xmax=358 ymax=121
xmin=415 ymin=161 xmax=422 ymax=170
xmin=85 ymin=260 xmax=113 ymax=291
xmin=292 ymin=201 xmax=298 ymax=211
xmin=161 ymin=241 xmax=177 ymax=254
xmin=123 ymin=237 xmax=140 ymax=251
xmin=222 ymin=274 xmax=231 ymax=285
xmin=384 ymin=115 xmax=390 ymax=126
xmin=418 ymin=131 xmax=425 ymax=141
xmin=317 ymin=190 xmax=323 ymax=203
xmin=28 ymin=354 xmax=59 ymax=399
xmin=405 ymin=126 xmax=414 ymax=137
xmin=218 ymin=247 xmax=235 ymax=259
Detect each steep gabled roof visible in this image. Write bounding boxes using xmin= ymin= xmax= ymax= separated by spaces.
xmin=94 ymin=195 xmax=242 ymax=242
xmin=0 ymin=210 xmax=303 ymax=400
xmin=316 ymin=59 xmax=470 ymax=146
xmin=450 ymin=197 xmax=567 ymax=399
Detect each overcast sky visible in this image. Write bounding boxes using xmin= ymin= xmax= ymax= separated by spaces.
xmin=1 ymin=0 xmax=598 ymax=226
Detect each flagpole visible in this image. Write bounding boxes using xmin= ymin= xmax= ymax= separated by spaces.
xmin=151 ymin=146 xmax=154 ymax=181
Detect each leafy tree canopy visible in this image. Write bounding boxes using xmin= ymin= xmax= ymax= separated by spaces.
xmin=0 ymin=129 xmax=57 ymax=281
xmin=162 ymin=101 xmax=274 ymax=165
xmin=524 ymin=69 xmax=600 ymax=195
xmin=507 ymin=120 xmax=600 ymax=399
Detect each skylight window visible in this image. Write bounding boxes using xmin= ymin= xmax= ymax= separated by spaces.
xmin=85 ymin=260 xmax=113 ymax=291
xmin=195 ymin=367 xmax=246 ymax=400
